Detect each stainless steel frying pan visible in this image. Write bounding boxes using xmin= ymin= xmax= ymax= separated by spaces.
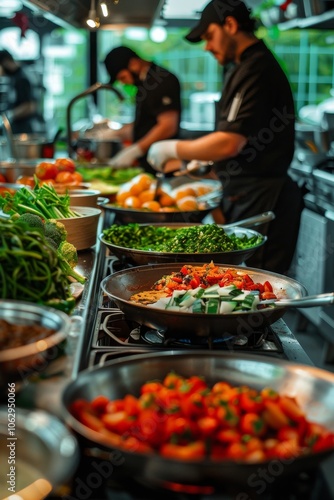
xmin=100 ymin=263 xmax=317 ymax=339
xmin=62 ymin=351 xmax=334 ymax=489
xmin=100 ymin=212 xmax=275 ymax=266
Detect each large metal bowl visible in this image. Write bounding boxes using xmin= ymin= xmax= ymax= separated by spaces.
xmin=0 ymin=300 xmax=71 ymax=385
xmin=104 ymin=178 xmax=223 ymax=224
xmin=0 ymin=407 xmax=79 ymax=499
xmin=99 ymin=224 xmax=266 ymax=265
xmin=62 ymin=351 xmax=334 ymax=489
xmin=100 ymin=263 xmax=307 ymax=338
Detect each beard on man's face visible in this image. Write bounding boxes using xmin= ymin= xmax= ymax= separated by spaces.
xmin=130 ymin=71 xmax=142 ymax=87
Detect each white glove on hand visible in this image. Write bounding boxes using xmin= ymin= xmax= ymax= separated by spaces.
xmin=109 ymin=144 xmax=143 ymax=168
xmin=147 ymin=140 xmax=179 ymax=172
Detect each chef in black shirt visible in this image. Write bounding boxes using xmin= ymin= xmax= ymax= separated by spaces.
xmin=147 ymin=0 xmax=303 ymax=275
xmin=0 ymin=49 xmax=37 ymax=134
xmin=104 ymin=46 xmax=181 ymax=174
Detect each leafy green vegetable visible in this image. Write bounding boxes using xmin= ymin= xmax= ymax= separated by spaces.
xmin=76 ymin=166 xmax=142 ymax=184
xmin=102 ymin=223 xmax=264 ymax=253
xmin=0 ymin=218 xmax=80 ymax=312
xmin=0 ymin=182 xmax=81 ymax=219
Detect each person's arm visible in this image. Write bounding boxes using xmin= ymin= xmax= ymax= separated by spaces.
xmin=148 ymin=131 xmax=247 ymax=172
xmin=7 ymin=101 xmax=36 ymax=122
xmin=109 ymin=110 xmax=180 ymax=168
xmin=136 ymin=110 xmax=179 ymax=153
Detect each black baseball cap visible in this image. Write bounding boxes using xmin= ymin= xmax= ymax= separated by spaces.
xmin=185 ymin=0 xmax=253 ymax=43
xmin=104 ymin=46 xmax=138 ymax=84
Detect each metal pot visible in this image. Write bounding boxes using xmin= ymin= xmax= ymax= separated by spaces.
xmin=0 ymin=134 xmax=55 ymax=160
xmin=0 ymin=300 xmax=71 ymax=385
xmin=0 ymin=406 xmax=79 ymax=498
xmin=76 ymin=137 xmax=122 ymax=162
xmin=0 ymin=159 xmax=38 ymax=182
xmin=62 ymin=351 xmax=334 ymax=489
xmin=100 ymin=263 xmax=334 ymax=339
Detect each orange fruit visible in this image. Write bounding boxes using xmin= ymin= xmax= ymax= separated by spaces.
xmin=160 ymin=206 xmax=178 ymax=212
xmin=141 ymin=200 xmax=161 ymax=211
xmin=123 ymin=196 xmax=141 ymax=209
xmin=138 ymin=189 xmax=155 ymax=203
xmin=176 ymin=196 xmax=199 ymax=211
xmin=129 ymin=173 xmax=154 ymax=196
xmin=159 ymin=191 xmax=175 ymax=207
xmin=136 ymin=173 xmax=154 ymax=191
xmin=116 ymin=189 xmax=131 ymax=204
xmin=195 ymin=185 xmax=211 ymax=196
xmin=174 ymin=187 xmax=197 ymax=200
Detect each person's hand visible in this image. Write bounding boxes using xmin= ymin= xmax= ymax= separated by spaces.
xmin=109 ymin=144 xmax=143 ymax=168
xmin=147 ymin=140 xmax=179 ymax=172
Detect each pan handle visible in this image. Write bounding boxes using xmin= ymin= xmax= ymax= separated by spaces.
xmin=222 ymin=211 xmax=275 ymax=229
xmin=261 ymin=292 xmax=334 ymax=308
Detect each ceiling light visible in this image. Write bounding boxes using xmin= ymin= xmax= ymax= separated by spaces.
xmin=100 ymin=1 xmax=108 ymax=17
xmin=86 ymin=0 xmax=100 ymax=28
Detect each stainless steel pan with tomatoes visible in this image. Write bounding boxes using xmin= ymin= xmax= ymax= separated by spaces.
xmin=62 ymin=351 xmax=334 ymax=489
xmin=100 ymin=262 xmax=334 ymax=339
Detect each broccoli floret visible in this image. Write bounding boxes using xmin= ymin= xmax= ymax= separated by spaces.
xmin=58 ymin=241 xmax=78 ymax=268
xmin=56 ymin=241 xmax=86 ymax=284
xmin=15 ymin=213 xmax=45 ymax=233
xmin=44 ymin=219 xmax=67 ymax=247
xmin=45 ymin=236 xmax=58 ymax=249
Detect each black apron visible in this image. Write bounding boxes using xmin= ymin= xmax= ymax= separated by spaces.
xmin=221 ymin=175 xmax=304 ymax=274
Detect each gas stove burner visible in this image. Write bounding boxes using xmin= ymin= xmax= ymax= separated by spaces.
xmin=139 ymin=326 xmax=268 ymax=349
xmin=141 ymin=328 xmax=165 ymax=344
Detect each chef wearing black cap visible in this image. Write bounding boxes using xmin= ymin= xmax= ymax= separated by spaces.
xmin=147 ymin=0 xmax=304 ymax=275
xmin=103 ymin=46 xmax=181 ymax=172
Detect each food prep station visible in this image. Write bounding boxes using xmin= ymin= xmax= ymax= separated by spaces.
xmin=4 ymin=203 xmax=332 ymax=500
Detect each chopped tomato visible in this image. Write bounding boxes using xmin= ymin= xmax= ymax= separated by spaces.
xmin=312 ymin=433 xmax=334 ymax=453
xmin=239 ymin=391 xmax=264 ymax=413
xmin=69 ymin=371 xmax=334 ymax=465
xmin=102 ymin=411 xmax=134 ymax=434
xmin=240 ymin=413 xmax=267 ymax=436
xmin=263 ymin=400 xmax=290 ymax=429
xmin=216 ymin=428 xmax=241 ymax=444
xmin=278 ymin=395 xmax=305 ymax=422
xmin=90 ymin=395 xmax=110 ymax=414
xmin=160 ymin=441 xmax=206 ymax=460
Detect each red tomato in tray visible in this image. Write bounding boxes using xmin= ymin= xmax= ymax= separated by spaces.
xmin=55 ymin=157 xmax=76 ymax=173
xmin=0 ymin=173 xmax=6 ymax=183
xmin=35 ymin=161 xmax=58 ymax=180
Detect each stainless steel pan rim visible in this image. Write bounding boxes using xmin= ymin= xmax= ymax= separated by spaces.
xmin=100 ymin=263 xmax=307 ymax=338
xmin=99 ymin=226 xmax=267 ymax=266
xmin=62 ymin=350 xmax=334 ymax=487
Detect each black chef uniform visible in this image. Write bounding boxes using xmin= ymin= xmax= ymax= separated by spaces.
xmin=214 ymin=40 xmax=303 ymax=274
xmin=133 ymin=63 xmax=181 ymax=175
